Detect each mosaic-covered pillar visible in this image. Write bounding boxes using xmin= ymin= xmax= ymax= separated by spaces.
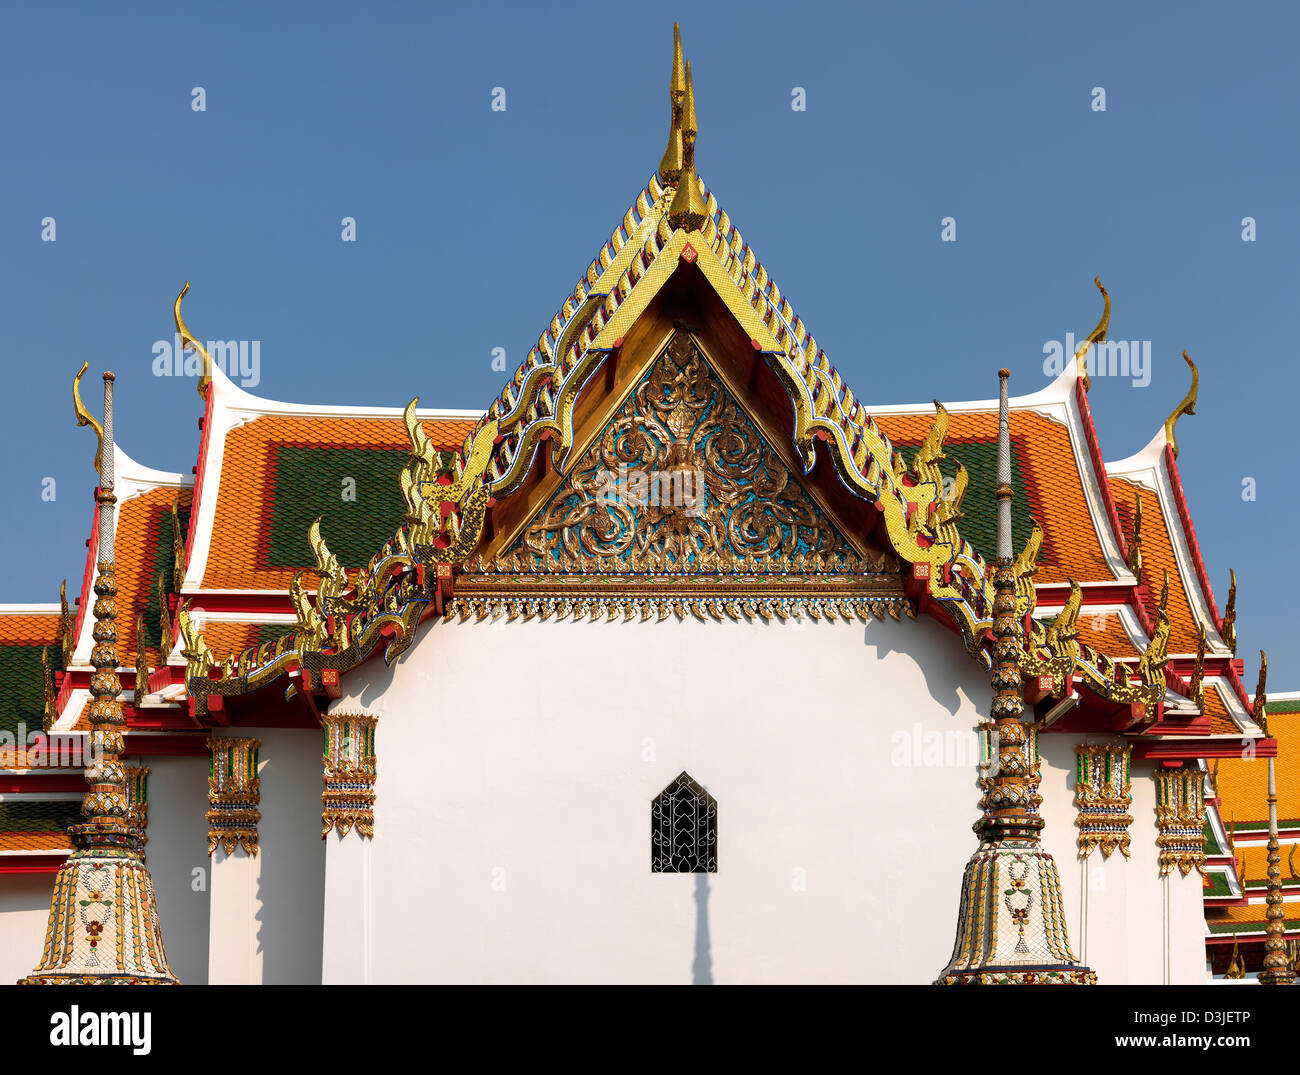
xmin=124 ymin=764 xmax=150 ymax=860
xmin=207 ymin=737 xmax=261 ymax=855
xmin=321 ymin=713 xmax=377 ymax=838
xmin=1154 ymin=767 xmax=1206 ymax=877
xmin=1074 ymin=743 xmax=1132 ymax=859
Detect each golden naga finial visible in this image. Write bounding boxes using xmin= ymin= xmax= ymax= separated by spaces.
xmin=289 ymin=568 xmax=328 ymax=653
xmin=1188 ymin=624 xmax=1206 ymax=709
xmin=1163 ymin=350 xmax=1198 ymax=459
xmin=934 ymin=460 xmax=968 ymax=527
xmin=1046 ymin=579 xmax=1082 ymax=659
xmin=41 ymin=646 xmax=56 ymax=732
xmin=657 ymin=23 xmax=687 ymax=185
xmin=1224 ymin=935 xmax=1245 ymax=979
xmin=1221 ymin=569 xmax=1237 ymax=654
xmin=72 ymin=362 xmax=105 ymax=475
xmin=157 ymin=573 xmax=174 ymax=657
xmin=1013 ymin=518 xmax=1043 ymax=583
xmin=134 ymin=613 xmax=150 ymax=700
xmin=1138 ymin=573 xmax=1172 ymax=687
xmin=177 ymin=599 xmax=215 ymax=680
xmin=170 ymin=494 xmax=186 ymax=589
xmin=1126 ymin=494 xmax=1143 ymax=583
xmin=1073 ymin=276 xmax=1110 ymax=393
xmin=174 ymin=282 xmax=213 ymax=400
xmin=58 ymin=579 xmax=74 ymax=666
xmin=1013 ymin=517 xmax=1044 ymax=615
xmin=913 ymin=400 xmax=949 ymax=475
xmin=667 ymin=60 xmax=707 ymax=231
xmin=1253 ymin=649 xmax=1268 ymax=735
xmin=1289 ymin=844 xmax=1299 ymax=882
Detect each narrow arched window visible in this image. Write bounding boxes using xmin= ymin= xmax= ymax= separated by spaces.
xmin=651 ymin=772 xmax=717 ymax=872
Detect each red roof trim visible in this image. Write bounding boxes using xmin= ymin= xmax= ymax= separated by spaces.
xmin=71 ymin=492 xmax=101 ymax=646
xmin=1074 ymin=381 xmax=1129 ymax=564
xmin=0 ymin=855 xmax=66 ymax=874
xmin=1163 ymin=443 xmax=1223 ymax=629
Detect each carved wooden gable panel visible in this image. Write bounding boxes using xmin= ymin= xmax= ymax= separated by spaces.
xmin=451 ymin=334 xmax=910 ymax=624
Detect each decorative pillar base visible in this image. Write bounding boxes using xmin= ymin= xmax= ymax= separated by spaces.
xmin=19 ymin=847 xmax=178 ymax=985
xmin=937 ymin=841 xmax=1095 ymax=985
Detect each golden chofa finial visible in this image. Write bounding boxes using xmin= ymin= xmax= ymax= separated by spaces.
xmin=174 ymin=282 xmax=213 ymax=400
xmin=1164 ymin=349 xmax=1198 ymax=459
xmin=1073 ymin=276 xmax=1110 ymax=393
xmin=1221 ymin=568 xmax=1238 ymax=654
xmin=1126 ymin=493 xmax=1143 ymax=584
xmin=657 ymin=23 xmax=687 ymax=185
xmin=72 ymin=362 xmax=105 ymax=475
xmin=1254 ymin=649 xmax=1268 ymax=734
xmin=667 ymin=61 xmax=708 ymax=231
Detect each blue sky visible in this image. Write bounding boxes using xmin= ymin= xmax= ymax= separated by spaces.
xmin=1 ymin=1 xmax=1296 ymax=683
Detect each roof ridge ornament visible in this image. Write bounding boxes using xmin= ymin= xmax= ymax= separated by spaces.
xmin=1163 ymin=349 xmax=1198 ymax=459
xmin=72 ymin=362 xmax=105 ymax=474
xmin=1188 ymin=623 xmax=1206 ymax=709
xmin=667 ymin=59 xmax=708 ymax=231
xmin=657 ymin=23 xmax=686 ymax=185
xmin=1253 ymin=649 xmax=1268 ymax=736
xmin=1126 ymin=493 xmax=1143 ymax=583
xmin=1221 ymin=569 xmax=1237 ymax=654
xmin=174 ymin=281 xmax=213 ymax=400
xmin=1073 ymin=277 xmax=1110 ymax=393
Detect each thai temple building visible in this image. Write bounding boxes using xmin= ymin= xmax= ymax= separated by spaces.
xmin=0 ymin=27 xmax=1295 ymax=986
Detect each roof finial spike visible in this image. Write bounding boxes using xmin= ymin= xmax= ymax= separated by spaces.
xmin=1126 ymin=493 xmax=1143 ymax=583
xmin=1164 ymin=349 xmax=1198 ymax=459
xmin=657 ymin=24 xmax=687 ymax=185
xmin=667 ymin=60 xmax=708 ymax=231
xmin=995 ymin=368 xmax=1012 ymax=561
xmin=1222 ymin=568 xmax=1238 ymax=654
xmin=1253 ymin=649 xmax=1269 ymax=734
xmin=1073 ymin=276 xmax=1110 ymax=393
xmin=175 ymin=282 xmax=213 ymax=401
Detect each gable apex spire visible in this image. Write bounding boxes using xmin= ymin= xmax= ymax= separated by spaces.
xmin=657 ymin=23 xmax=686 ymax=185
xmin=667 ymin=59 xmax=708 ymax=231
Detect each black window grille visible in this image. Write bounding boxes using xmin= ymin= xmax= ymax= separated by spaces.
xmin=651 ymin=771 xmax=717 ymax=873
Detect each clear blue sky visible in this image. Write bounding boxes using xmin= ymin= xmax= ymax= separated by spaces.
xmin=1 ymin=1 xmax=1296 ymax=684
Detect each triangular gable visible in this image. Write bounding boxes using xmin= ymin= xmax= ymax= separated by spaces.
xmin=452 ymin=331 xmax=905 ymax=623
xmin=183 ymin=157 xmax=1177 ymax=729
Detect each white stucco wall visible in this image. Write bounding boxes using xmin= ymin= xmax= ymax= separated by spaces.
xmin=143 ymin=754 xmax=211 ymax=984
xmin=208 ymin=728 xmax=326 ymax=984
xmin=1038 ymin=740 xmax=1209 ymax=984
xmin=325 ymin=612 xmax=1007 ymax=983
xmin=0 ymin=871 xmax=57 ymax=984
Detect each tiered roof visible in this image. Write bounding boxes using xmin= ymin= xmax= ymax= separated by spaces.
xmin=0 ymin=31 xmax=1276 ymax=995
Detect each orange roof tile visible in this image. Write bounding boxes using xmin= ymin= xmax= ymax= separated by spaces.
xmin=0 ymin=831 xmax=73 ymax=852
xmin=114 ymin=487 xmax=191 ymax=670
xmin=1072 ymin=609 xmax=1140 ymax=656
xmin=1110 ymin=477 xmax=1201 ymax=653
xmin=0 ymin=613 xmax=61 ymax=647
xmin=1203 ymin=682 xmax=1242 ymax=737
xmin=1216 ymin=712 xmax=1300 ymax=825
xmin=202 ymin=415 xmax=477 ymax=591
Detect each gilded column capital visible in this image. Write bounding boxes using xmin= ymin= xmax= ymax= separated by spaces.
xmin=207 ymin=737 xmax=261 ymax=856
